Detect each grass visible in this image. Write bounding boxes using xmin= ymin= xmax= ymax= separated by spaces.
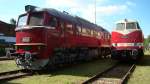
xmin=2 ymin=59 xmax=117 ymax=84
xmin=1 ymin=50 xmax=150 ymax=84
xmin=128 ymin=50 xmax=150 ymax=84
xmin=0 ymin=60 xmax=19 ymax=73
xmin=144 ymin=49 xmax=150 ymax=55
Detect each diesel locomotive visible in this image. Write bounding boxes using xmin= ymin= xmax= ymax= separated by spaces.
xmin=14 ymin=5 xmax=111 ymax=70
xmin=111 ymin=19 xmax=144 ymax=60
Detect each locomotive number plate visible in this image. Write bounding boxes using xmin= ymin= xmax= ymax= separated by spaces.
xmin=22 ymin=37 xmax=31 ymax=42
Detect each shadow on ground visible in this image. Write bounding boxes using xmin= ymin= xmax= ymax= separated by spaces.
xmin=136 ymin=55 xmax=150 ymax=66
xmin=0 ymin=81 xmax=21 ymax=84
xmin=45 ymin=59 xmax=116 ymax=77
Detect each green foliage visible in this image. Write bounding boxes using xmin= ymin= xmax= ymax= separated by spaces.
xmin=144 ymin=35 xmax=150 ymax=46
xmin=0 ymin=47 xmax=6 ymax=56
xmin=10 ymin=18 xmax=16 ymax=25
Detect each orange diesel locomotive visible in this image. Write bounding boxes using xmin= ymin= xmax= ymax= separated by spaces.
xmin=111 ymin=19 xmax=144 ymax=60
xmin=15 ymin=5 xmax=111 ymax=70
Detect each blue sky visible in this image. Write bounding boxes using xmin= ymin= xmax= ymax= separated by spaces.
xmin=0 ymin=0 xmax=149 ymax=37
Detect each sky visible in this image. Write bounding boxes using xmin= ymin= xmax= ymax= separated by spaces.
xmin=0 ymin=0 xmax=149 ymax=37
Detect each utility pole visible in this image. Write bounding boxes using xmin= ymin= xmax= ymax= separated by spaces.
xmin=94 ymin=0 xmax=97 ymax=24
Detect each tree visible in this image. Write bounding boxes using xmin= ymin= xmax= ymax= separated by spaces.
xmin=144 ymin=38 xmax=148 ymax=46
xmin=10 ymin=18 xmax=16 ymax=25
xmin=147 ymin=35 xmax=150 ymax=43
xmin=144 ymin=35 xmax=150 ymax=47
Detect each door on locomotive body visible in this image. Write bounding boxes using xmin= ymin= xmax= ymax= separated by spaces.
xmin=76 ymin=25 xmax=82 ymax=47
xmin=66 ymin=22 xmax=73 ymax=48
xmin=104 ymin=32 xmax=110 ymax=47
xmin=56 ymin=20 xmax=69 ymax=48
xmin=45 ymin=14 xmax=61 ymax=51
xmin=61 ymin=21 xmax=74 ymax=48
xmin=100 ymin=31 xmax=105 ymax=47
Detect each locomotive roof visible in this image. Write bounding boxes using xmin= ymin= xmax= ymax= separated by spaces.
xmin=43 ymin=8 xmax=108 ymax=32
xmin=116 ymin=19 xmax=138 ymax=23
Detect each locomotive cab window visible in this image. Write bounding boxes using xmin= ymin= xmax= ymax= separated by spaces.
xmin=48 ymin=17 xmax=57 ymax=27
xmin=116 ymin=23 xmax=125 ymax=30
xmin=28 ymin=12 xmax=44 ymax=26
xmin=18 ymin=14 xmax=28 ymax=27
xmin=126 ymin=23 xmax=136 ymax=29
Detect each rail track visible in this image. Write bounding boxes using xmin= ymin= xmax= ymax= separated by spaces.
xmin=0 ymin=69 xmax=33 ymax=81
xmin=0 ymin=56 xmax=14 ymax=61
xmin=82 ymin=62 xmax=136 ymax=84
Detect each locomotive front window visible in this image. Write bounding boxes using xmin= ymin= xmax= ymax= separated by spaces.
xmin=126 ymin=23 xmax=136 ymax=29
xmin=18 ymin=15 xmax=28 ymax=27
xmin=116 ymin=23 xmax=125 ymax=30
xmin=28 ymin=12 xmax=44 ymax=26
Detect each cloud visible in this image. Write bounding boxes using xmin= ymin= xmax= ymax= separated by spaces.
xmin=96 ymin=5 xmax=128 ymax=15
xmin=45 ymin=0 xmax=80 ymax=9
xmin=45 ymin=0 xmax=133 ymax=23
xmin=45 ymin=0 xmax=136 ymax=32
xmin=126 ymin=1 xmax=136 ymax=6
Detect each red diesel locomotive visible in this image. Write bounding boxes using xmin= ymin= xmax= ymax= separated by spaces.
xmin=111 ymin=19 xmax=144 ymax=60
xmin=14 ymin=5 xmax=111 ymax=70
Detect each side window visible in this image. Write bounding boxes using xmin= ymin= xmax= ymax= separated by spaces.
xmin=82 ymin=28 xmax=86 ymax=33
xmin=91 ymin=30 xmax=93 ymax=36
xmin=93 ymin=30 xmax=98 ymax=36
xmin=86 ymin=29 xmax=91 ymax=35
xmin=98 ymin=32 xmax=100 ymax=36
xmin=77 ymin=26 xmax=82 ymax=33
xmin=49 ymin=17 xmax=57 ymax=27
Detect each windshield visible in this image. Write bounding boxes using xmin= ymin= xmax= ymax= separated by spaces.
xmin=18 ymin=15 xmax=27 ymax=27
xmin=28 ymin=12 xmax=44 ymax=26
xmin=126 ymin=23 xmax=136 ymax=29
xmin=17 ymin=12 xmax=44 ymax=27
xmin=116 ymin=23 xmax=125 ymax=30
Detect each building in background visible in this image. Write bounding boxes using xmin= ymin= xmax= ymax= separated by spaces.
xmin=0 ymin=20 xmax=16 ymax=56
xmin=0 ymin=33 xmax=15 ymax=45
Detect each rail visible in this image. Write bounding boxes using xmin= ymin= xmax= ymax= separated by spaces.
xmin=82 ymin=63 xmax=136 ymax=84
xmin=0 ymin=56 xmax=14 ymax=61
xmin=0 ymin=69 xmax=33 ymax=81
